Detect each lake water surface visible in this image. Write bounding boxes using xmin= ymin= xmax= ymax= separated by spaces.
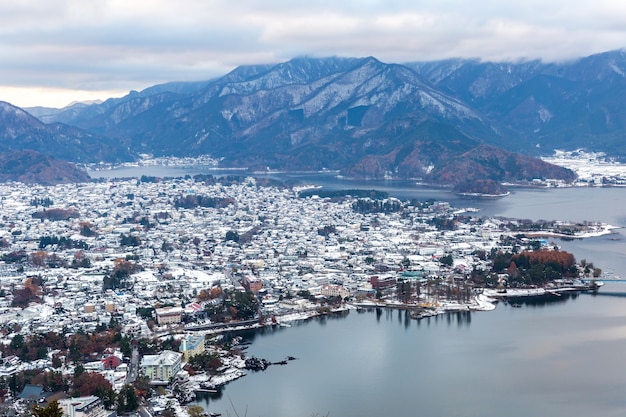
xmin=197 ymin=291 xmax=626 ymax=417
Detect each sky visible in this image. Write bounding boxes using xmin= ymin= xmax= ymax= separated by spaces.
xmin=2 ymin=0 xmax=626 ymax=108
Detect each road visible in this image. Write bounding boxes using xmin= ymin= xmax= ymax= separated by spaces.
xmin=127 ymin=347 xmax=139 ymax=383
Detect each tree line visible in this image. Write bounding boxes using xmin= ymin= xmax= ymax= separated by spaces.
xmin=352 ymin=198 xmax=402 ymax=213
xmin=39 ymin=235 xmax=89 ymax=250
xmin=173 ymin=194 xmax=236 ymax=209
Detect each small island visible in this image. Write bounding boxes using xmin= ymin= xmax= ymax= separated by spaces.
xmin=453 ymin=179 xmax=509 ymax=197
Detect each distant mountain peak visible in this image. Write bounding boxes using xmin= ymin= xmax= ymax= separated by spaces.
xmin=0 ymin=100 xmax=38 ymax=119
xmin=8 ymin=50 xmax=626 ymax=185
xmin=67 ymin=99 xmax=103 ymax=106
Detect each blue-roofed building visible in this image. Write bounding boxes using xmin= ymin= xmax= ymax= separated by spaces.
xmin=179 ymin=334 xmax=206 ymax=361
xmin=18 ymin=384 xmax=46 ymax=402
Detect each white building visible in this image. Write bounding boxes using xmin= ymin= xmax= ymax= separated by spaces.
xmin=59 ymin=396 xmax=106 ymax=417
xmin=140 ymin=350 xmax=183 ymax=382
xmin=320 ymin=284 xmax=350 ymax=299
xmin=155 ymin=307 xmax=182 ymax=325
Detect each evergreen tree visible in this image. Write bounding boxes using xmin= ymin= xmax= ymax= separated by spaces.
xmin=32 ymin=400 xmax=63 ymax=417
xmin=116 ymin=384 xmax=139 ymax=414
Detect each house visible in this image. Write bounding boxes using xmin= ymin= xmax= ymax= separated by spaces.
xmin=370 ymin=275 xmax=396 ymax=290
xmin=242 ymin=276 xmax=263 ymax=294
xmin=320 ymin=284 xmax=349 ymax=299
xmin=100 ymin=353 xmax=122 ymax=370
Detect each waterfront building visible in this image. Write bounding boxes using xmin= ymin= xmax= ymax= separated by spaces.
xmin=179 ymin=334 xmax=206 ymax=361
xmin=321 ymin=284 xmax=350 ymax=299
xmin=370 ymin=275 xmax=397 ymax=290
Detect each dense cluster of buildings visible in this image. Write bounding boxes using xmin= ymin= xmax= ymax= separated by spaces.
xmin=0 ymin=173 xmax=609 ymax=415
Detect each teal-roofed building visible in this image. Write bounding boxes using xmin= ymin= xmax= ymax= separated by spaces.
xmin=180 ymin=334 xmax=205 ymax=361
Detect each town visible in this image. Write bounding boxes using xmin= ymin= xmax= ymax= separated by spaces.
xmin=0 ymin=172 xmax=611 ymax=417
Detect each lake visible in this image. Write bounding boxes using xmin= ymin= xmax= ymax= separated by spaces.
xmin=196 ymin=290 xmax=626 ymax=417
xmin=91 ymin=165 xmax=626 ymax=417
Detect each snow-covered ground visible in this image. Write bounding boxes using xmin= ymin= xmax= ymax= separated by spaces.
xmin=473 ymin=294 xmax=497 ymax=311
xmin=543 ymin=149 xmax=626 ymax=185
xmin=482 ymin=288 xmax=546 ymax=298
xmin=520 ymin=222 xmax=619 ymax=239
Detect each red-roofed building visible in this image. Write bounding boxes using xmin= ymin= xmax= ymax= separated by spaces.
xmin=101 ymin=354 xmax=122 ymax=370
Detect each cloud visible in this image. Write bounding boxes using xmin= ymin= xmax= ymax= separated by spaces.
xmin=1 ymin=0 xmax=625 ymax=107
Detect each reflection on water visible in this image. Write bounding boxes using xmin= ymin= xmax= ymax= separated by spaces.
xmin=193 ymin=289 xmax=626 ymax=417
xmin=362 ymin=307 xmax=474 ymax=328
xmin=195 ymin=388 xmax=223 ymax=403
xmin=588 ymin=291 xmax=626 ymax=298
xmin=496 ymin=292 xmax=579 ymax=309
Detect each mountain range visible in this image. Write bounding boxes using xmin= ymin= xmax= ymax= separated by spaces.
xmin=5 ymin=49 xmax=626 ymax=185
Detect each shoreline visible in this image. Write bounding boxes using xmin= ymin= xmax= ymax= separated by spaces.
xmin=176 ymin=280 xmax=601 ymax=413
xmin=84 ymin=160 xmax=615 ymax=190
xmin=513 ymin=223 xmax=620 ymax=240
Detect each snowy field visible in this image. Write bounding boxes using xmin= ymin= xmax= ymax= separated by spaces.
xmin=543 ymin=150 xmax=626 ymax=184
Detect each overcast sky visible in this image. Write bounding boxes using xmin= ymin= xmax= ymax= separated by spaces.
xmin=2 ymin=0 xmax=625 ymax=108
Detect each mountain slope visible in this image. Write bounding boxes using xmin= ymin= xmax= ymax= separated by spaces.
xmin=0 ymin=150 xmax=90 ymax=184
xmin=407 ymin=49 xmax=626 ymax=155
xmin=0 ymin=102 xmax=133 ymax=163
xmin=38 ymin=57 xmax=506 ymax=171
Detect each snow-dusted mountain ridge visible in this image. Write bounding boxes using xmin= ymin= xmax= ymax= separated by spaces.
xmin=13 ymin=51 xmax=626 ymax=185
